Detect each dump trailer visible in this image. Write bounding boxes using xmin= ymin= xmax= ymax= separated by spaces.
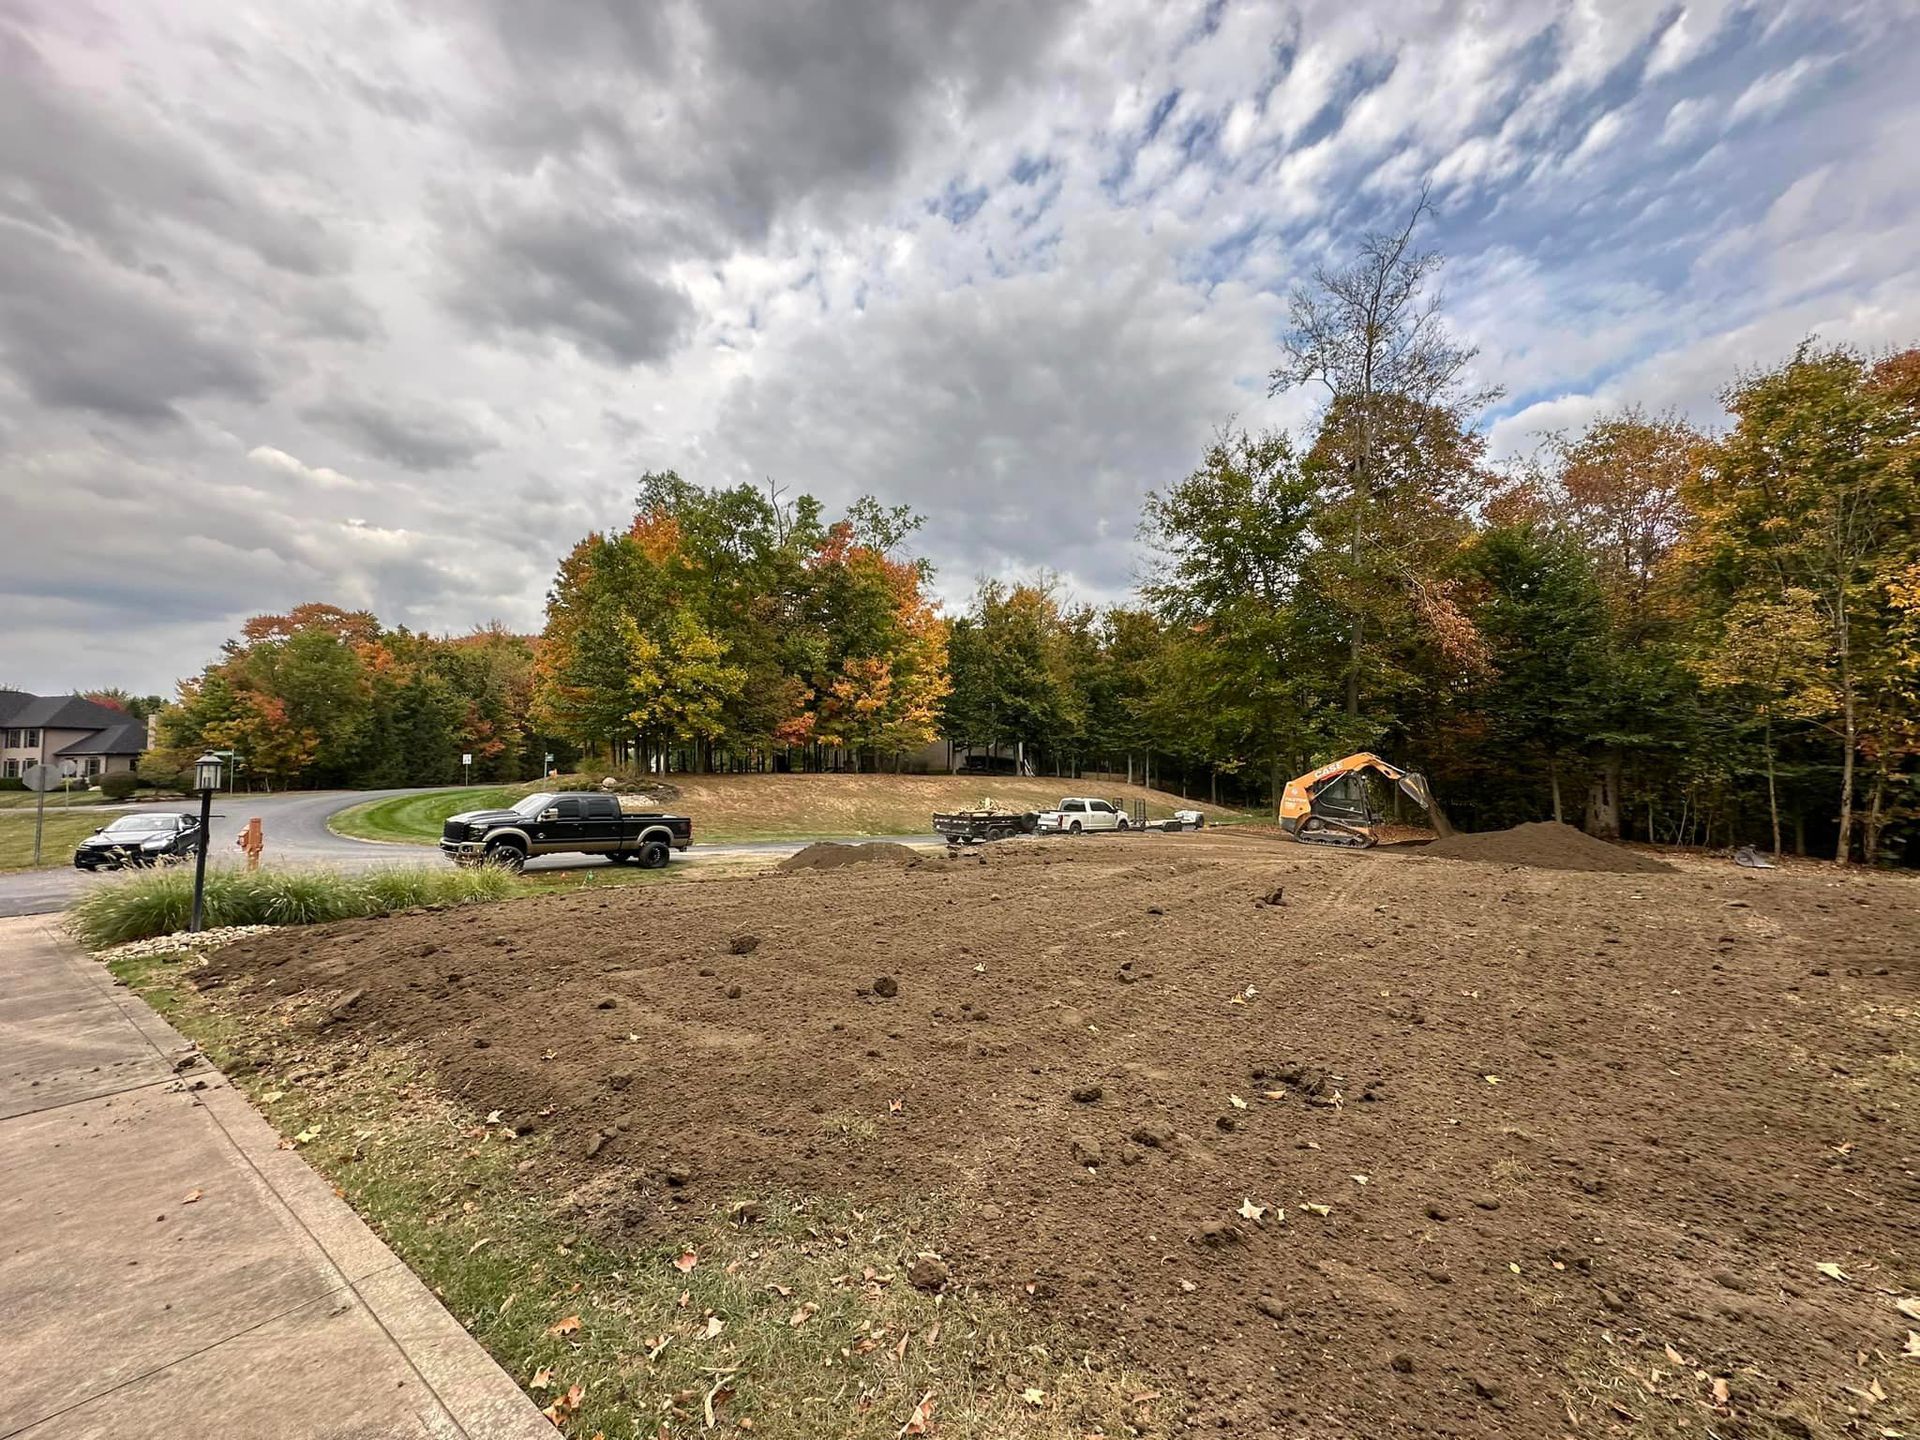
xmin=1278 ymin=753 xmax=1453 ymax=849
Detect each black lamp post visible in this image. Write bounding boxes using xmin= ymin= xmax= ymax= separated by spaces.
xmin=189 ymin=751 xmax=223 ymax=934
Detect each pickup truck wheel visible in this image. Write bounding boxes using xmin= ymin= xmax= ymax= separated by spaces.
xmin=1068 ymin=820 xmax=1082 ymax=835
xmin=638 ymin=840 xmax=670 ymax=869
xmin=1116 ymin=816 xmax=1130 ymax=830
xmin=484 ymin=841 xmax=526 ymax=873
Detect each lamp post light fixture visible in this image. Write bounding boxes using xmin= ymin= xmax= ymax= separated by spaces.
xmin=189 ymin=752 xmax=223 ymax=934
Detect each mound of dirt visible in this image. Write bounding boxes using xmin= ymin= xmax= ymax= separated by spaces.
xmin=776 ymin=840 xmax=922 ymax=873
xmin=1423 ymin=819 xmax=1673 ymax=873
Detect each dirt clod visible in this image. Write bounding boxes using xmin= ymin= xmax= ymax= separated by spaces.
xmin=1070 ymin=1138 xmax=1104 ymax=1168
xmin=872 ymin=975 xmax=899 ymax=998
xmin=907 ymin=1254 xmax=950 ymax=1292
xmin=1070 ymin=1084 xmax=1103 ymax=1103
xmin=728 ymin=935 xmax=760 ymax=955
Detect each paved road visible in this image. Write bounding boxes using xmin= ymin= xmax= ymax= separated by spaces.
xmin=0 ymin=787 xmax=943 ymax=917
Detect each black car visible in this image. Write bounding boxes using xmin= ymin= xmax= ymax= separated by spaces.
xmin=74 ymin=812 xmax=202 ymax=871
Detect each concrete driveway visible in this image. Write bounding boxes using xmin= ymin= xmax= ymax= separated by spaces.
xmin=0 ymin=787 xmax=943 ymax=918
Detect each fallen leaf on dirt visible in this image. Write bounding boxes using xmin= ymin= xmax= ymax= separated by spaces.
xmin=646 ymin=1334 xmax=671 ymax=1361
xmin=894 ymin=1330 xmax=911 ymax=1359
xmin=900 ymin=1391 xmax=936 ymax=1436
xmin=1262 ymin=1090 xmax=1285 ymax=1100
xmin=673 ymin=1250 xmax=699 ymax=1272
xmin=1482 ymin=1075 xmax=1501 ymax=1085
xmin=1237 ymin=1198 xmax=1267 ymax=1222
xmin=1228 ymin=1094 xmax=1248 ymax=1109
xmin=546 ymin=1314 xmax=582 ymax=1338
xmin=1896 ymin=1298 xmax=1920 ymax=1321
xmin=924 ymin=1322 xmax=941 ymax=1349
xmin=789 ymin=1303 xmax=819 ymax=1327
xmin=702 ymin=1315 xmax=726 ymax=1340
xmin=1664 ymin=1344 xmax=1686 ymax=1367
xmin=530 ymin=1367 xmax=552 ymax=1389
xmin=1022 ymin=1387 xmax=1046 ymax=1406
xmin=1869 ymin=1378 xmax=1888 ymax=1403
xmin=889 ymin=1098 xmax=904 ymax=1114
xmin=1179 ymin=1279 xmax=1197 ymax=1293
xmin=1351 ymin=1174 xmax=1369 ymax=1185
xmin=1904 ymin=1331 xmax=1920 ymax=1359
xmin=1816 ymin=1262 xmax=1850 ymax=1282
xmin=183 ymin=1188 xmax=202 ymax=1204
xmin=766 ymin=1283 xmax=792 ymax=1298
xmin=466 ymin=1237 xmax=491 ymax=1256
xmin=1305 ymin=1203 xmax=1332 ymax=1217
xmin=260 ymin=1090 xmax=284 ymax=1103
xmin=1711 ymin=1377 xmax=1730 ymax=1406
xmin=485 ymin=1109 xmax=501 ymax=1124
xmin=293 ymin=1128 xmax=319 ymax=1145
xmin=1508 ymin=1263 xmax=1521 ymax=1274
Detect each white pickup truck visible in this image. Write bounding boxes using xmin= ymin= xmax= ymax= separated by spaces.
xmin=1035 ymin=797 xmax=1130 ymax=834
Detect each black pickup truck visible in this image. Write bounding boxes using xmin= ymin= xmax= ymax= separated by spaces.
xmin=439 ymin=791 xmax=693 ymax=870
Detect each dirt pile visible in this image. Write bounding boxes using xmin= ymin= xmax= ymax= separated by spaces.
xmin=198 ymin=830 xmax=1920 ymax=1436
xmin=776 ymin=840 xmax=923 ymax=873
xmin=1423 ymin=819 xmax=1674 ymax=873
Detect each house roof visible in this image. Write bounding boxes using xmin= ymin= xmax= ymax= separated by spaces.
xmin=55 ymin=721 xmax=149 ymax=757
xmin=0 ymin=691 xmax=138 ymax=732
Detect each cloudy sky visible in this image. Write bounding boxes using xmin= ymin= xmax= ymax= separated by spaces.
xmin=3 ymin=0 xmax=1917 ymax=696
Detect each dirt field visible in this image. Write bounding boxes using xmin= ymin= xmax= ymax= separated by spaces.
xmin=198 ymin=827 xmax=1920 ymax=1436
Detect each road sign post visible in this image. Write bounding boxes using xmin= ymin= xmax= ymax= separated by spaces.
xmin=21 ymin=763 xmax=60 ymax=866
xmin=462 ymin=752 xmax=472 ymax=786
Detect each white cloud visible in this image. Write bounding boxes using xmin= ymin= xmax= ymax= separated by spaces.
xmin=1728 ymin=56 xmax=1830 ymax=126
xmin=246 ymin=444 xmax=365 ymax=491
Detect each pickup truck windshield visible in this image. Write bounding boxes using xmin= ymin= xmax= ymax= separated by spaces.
xmin=510 ymin=793 xmax=557 ymax=818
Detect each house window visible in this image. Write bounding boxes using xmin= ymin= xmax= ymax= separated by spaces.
xmin=23 ymin=729 xmax=39 ymax=749
xmin=2 ymin=760 xmax=16 ymax=779
xmin=1 ymin=730 xmax=15 ymax=748
xmin=85 ymin=757 xmax=102 ymax=777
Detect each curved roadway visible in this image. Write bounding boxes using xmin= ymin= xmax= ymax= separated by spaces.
xmin=0 ymin=788 xmax=938 ymax=918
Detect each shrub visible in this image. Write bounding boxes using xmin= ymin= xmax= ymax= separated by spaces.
xmin=98 ymin=772 xmax=140 ymax=800
xmin=68 ymin=864 xmax=515 ymax=948
xmin=0 ymin=777 xmax=23 ymax=791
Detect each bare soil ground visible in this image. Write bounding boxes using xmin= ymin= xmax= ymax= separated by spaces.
xmin=197 ymin=827 xmax=1920 ymax=1437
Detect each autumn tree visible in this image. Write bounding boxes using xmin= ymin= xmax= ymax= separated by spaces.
xmin=1685 ymin=344 xmax=1920 ymax=860
xmin=1270 ymin=190 xmax=1501 ymax=717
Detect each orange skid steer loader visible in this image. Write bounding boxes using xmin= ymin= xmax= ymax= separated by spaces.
xmin=1278 ymin=752 xmax=1454 ymax=849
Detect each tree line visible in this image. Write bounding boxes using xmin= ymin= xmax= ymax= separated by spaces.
xmin=148 ymin=204 xmax=1918 ymax=861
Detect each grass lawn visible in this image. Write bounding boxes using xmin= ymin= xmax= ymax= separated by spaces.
xmin=0 ymin=809 xmax=113 ymax=870
xmin=332 ymin=772 xmax=1249 ymax=847
xmin=327 ymin=785 xmax=524 ymax=844
xmin=0 ymin=788 xmax=124 ymax=810
xmin=108 ymin=944 xmax=1171 ymax=1439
